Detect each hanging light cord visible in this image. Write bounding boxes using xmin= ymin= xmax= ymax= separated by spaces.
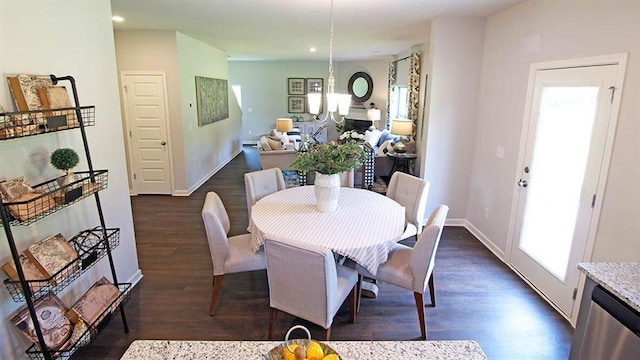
xmin=312 ymin=0 xmax=348 ymax=125
xmin=327 ymin=0 xmax=335 ymax=95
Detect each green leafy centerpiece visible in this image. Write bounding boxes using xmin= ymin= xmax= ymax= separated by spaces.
xmin=291 ymin=142 xmax=366 ymax=212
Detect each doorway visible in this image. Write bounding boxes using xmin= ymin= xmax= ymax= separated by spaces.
xmin=121 ymin=72 xmax=173 ymax=195
xmin=508 ymin=55 xmax=626 ymax=321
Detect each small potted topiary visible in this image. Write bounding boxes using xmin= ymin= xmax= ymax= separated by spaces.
xmin=50 ymin=148 xmax=80 ymax=187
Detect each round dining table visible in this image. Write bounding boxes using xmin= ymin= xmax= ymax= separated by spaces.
xmin=249 ymin=186 xmax=406 ymax=275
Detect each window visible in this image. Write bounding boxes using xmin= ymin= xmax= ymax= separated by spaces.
xmin=389 ymin=85 xmax=408 ymax=120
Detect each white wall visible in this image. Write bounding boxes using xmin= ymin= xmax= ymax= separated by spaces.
xmin=114 ymin=30 xmax=182 ymax=191
xmin=468 ymin=0 xmax=640 ymax=260
xmin=228 ymin=61 xmax=332 ymax=142
xmin=229 ymin=58 xmax=390 ymax=143
xmin=421 ymin=18 xmax=486 ymax=221
xmin=176 ymin=33 xmax=242 ymax=194
xmin=114 ymin=30 xmax=242 ymax=195
xmin=0 ymin=1 xmax=140 ymax=359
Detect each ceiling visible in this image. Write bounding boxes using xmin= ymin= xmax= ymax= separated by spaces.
xmin=110 ymin=0 xmax=525 ymax=61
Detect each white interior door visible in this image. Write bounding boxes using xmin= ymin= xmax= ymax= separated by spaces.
xmin=510 ymin=64 xmax=619 ymax=318
xmin=122 ymin=73 xmax=172 ymax=195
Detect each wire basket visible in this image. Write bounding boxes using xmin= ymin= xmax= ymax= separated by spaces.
xmin=0 ymin=170 xmax=108 ymax=226
xmin=0 ymin=106 xmax=95 ymax=140
xmin=24 ymin=283 xmax=132 ymax=360
xmin=3 ymin=228 xmax=120 ymax=302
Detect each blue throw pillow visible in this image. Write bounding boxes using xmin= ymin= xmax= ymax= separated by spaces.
xmin=377 ymin=129 xmax=390 ymax=147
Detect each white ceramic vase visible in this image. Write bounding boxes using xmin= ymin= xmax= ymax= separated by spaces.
xmin=314 ymin=172 xmax=340 ymax=212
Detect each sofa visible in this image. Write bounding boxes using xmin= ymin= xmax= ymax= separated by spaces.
xmin=258 ymin=136 xmax=298 ymax=170
xmin=362 ymin=128 xmax=417 ymax=178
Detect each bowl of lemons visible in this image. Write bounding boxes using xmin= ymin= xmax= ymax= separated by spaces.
xmin=265 ymin=325 xmax=340 ymax=360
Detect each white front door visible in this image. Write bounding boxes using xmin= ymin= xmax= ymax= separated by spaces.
xmin=122 ymin=73 xmax=173 ymax=195
xmin=509 ymin=63 xmax=621 ymax=318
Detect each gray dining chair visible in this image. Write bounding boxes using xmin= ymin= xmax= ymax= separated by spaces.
xmin=339 ymin=169 xmax=355 ymax=187
xmin=202 ymin=192 xmax=267 ymax=315
xmin=244 ymin=167 xmax=286 ymax=218
xmin=386 ymin=172 xmax=430 ymax=241
xmin=353 ymin=205 xmax=449 ymax=340
xmin=264 ymin=238 xmax=358 ymax=340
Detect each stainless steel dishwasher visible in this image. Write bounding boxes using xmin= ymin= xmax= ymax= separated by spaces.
xmin=573 ymin=285 xmax=640 ymax=359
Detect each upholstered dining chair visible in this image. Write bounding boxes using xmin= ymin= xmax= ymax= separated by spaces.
xmin=264 ymin=238 xmax=358 ymax=341
xmin=244 ymin=167 xmax=286 ymax=218
xmin=202 ymin=192 xmax=267 ymax=315
xmin=339 ymin=169 xmax=355 ymax=187
xmin=353 ymin=205 xmax=449 ymax=340
xmin=386 ymin=172 xmax=430 ymax=241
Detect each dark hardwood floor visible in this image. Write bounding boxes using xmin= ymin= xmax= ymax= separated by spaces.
xmin=75 ymin=145 xmax=573 ymax=359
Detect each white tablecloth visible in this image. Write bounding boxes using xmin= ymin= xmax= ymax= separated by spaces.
xmin=249 ymin=186 xmax=405 ymax=275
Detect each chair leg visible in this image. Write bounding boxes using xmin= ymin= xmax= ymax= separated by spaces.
xmin=322 ymin=327 xmax=331 ymax=341
xmin=268 ymin=308 xmax=278 ymax=340
xmin=348 ymin=285 xmax=357 ymax=324
xmin=413 ymin=292 xmax=426 ymax=340
xmin=427 ymin=273 xmax=436 ymax=307
xmin=356 ymin=275 xmax=362 ymax=313
xmin=209 ymin=275 xmax=224 ymax=316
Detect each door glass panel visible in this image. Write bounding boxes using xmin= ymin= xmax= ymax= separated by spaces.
xmin=519 ymin=86 xmax=599 ymax=281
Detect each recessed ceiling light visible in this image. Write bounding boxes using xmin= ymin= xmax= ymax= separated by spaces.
xmin=309 ymin=47 xmax=317 ymax=53
xmin=112 ymin=15 xmax=125 ymax=22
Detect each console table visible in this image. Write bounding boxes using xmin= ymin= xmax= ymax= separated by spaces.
xmin=121 ymin=340 xmax=487 ymax=359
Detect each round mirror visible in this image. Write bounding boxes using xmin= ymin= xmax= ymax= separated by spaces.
xmin=348 ymin=72 xmax=373 ymax=103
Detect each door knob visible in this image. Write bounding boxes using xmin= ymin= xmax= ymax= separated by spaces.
xmin=518 ymin=179 xmax=528 ymax=188
xmin=161 ymin=141 xmax=167 ymax=145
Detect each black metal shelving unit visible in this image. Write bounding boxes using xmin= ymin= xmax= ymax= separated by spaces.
xmin=0 ymin=74 xmax=129 ymax=360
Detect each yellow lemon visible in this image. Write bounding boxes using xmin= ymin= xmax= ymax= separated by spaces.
xmin=306 ymin=341 xmax=324 ymax=360
xmin=322 ymin=355 xmax=340 ymax=360
xmin=283 ymin=344 xmax=299 ymax=360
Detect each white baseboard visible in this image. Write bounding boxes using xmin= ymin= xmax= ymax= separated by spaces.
xmin=445 ymin=218 xmax=506 ymax=262
xmin=173 ymin=148 xmax=243 ymax=196
xmin=461 ymin=219 xmax=506 ymax=262
xmin=125 ymin=269 xmax=144 ymax=287
xmin=449 ymin=219 xmax=574 ymax=323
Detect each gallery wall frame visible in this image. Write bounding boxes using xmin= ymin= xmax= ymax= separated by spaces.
xmin=288 ymin=78 xmax=306 ymax=95
xmin=195 ymin=76 xmax=229 ymax=127
xmin=306 ymin=78 xmax=323 ymax=94
xmin=288 ymin=96 xmax=306 ymax=113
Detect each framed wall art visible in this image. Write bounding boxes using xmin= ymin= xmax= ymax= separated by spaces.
xmin=288 ymin=78 xmax=305 ymax=95
xmin=306 ymin=78 xmax=323 ymax=94
xmin=288 ymin=96 xmax=306 ymax=113
xmin=195 ymin=76 xmax=229 ymax=127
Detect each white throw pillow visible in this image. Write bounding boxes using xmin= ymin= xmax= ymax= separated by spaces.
xmin=386 ymin=140 xmax=396 ymax=153
xmin=267 ymin=138 xmax=283 ymax=150
xmin=260 ymin=136 xmax=272 ymax=151
xmin=364 ymin=129 xmax=382 ymax=147
xmin=377 ymin=140 xmax=392 ymax=156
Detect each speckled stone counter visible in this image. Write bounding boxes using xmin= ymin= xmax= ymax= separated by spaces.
xmin=120 ymin=340 xmax=487 ymax=359
xmin=577 ymin=262 xmax=640 ymax=312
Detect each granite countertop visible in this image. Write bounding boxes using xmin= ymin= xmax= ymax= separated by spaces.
xmin=577 ymin=262 xmax=640 ymax=312
xmin=120 ymin=340 xmax=487 ymax=359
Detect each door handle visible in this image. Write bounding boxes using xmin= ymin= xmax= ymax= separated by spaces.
xmin=160 ymin=141 xmax=167 ymax=145
xmin=518 ymin=179 xmax=528 ymax=188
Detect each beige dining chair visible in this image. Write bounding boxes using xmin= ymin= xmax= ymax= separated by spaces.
xmin=386 ymin=172 xmax=430 ymax=241
xmin=244 ymin=167 xmax=286 ymax=218
xmin=339 ymin=169 xmax=355 ymax=187
xmin=264 ymin=238 xmax=358 ymax=341
xmin=353 ymin=205 xmax=449 ymax=340
xmin=202 ymin=192 xmax=267 ymax=316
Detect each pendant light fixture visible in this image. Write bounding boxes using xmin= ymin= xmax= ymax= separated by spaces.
xmin=308 ymin=0 xmax=351 ymax=124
